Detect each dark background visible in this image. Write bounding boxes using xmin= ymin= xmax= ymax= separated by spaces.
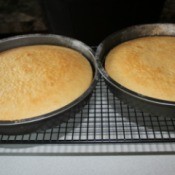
xmin=0 ymin=0 xmax=175 ymax=45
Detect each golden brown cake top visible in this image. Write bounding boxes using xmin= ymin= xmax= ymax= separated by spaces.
xmin=105 ymin=36 xmax=175 ymax=101
xmin=0 ymin=45 xmax=93 ymax=121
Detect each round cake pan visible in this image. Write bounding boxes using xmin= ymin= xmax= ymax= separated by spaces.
xmin=96 ymin=23 xmax=175 ymax=118
xmin=0 ymin=34 xmax=99 ymax=135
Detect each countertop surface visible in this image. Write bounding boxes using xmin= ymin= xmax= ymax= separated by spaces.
xmin=1 ymin=154 xmax=175 ymax=175
xmin=1 ymin=143 xmax=175 ymax=175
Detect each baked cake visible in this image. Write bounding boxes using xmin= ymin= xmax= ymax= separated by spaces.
xmin=0 ymin=45 xmax=92 ymax=120
xmin=105 ymin=36 xmax=175 ymax=101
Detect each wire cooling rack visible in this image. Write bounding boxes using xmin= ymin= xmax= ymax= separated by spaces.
xmin=1 ymin=76 xmax=175 ymax=144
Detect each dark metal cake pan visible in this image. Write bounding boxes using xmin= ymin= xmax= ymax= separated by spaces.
xmin=96 ymin=23 xmax=175 ymax=118
xmin=0 ymin=34 xmax=98 ymax=135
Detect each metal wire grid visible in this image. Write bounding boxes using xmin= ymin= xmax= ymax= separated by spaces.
xmin=1 ymin=77 xmax=175 ymax=144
